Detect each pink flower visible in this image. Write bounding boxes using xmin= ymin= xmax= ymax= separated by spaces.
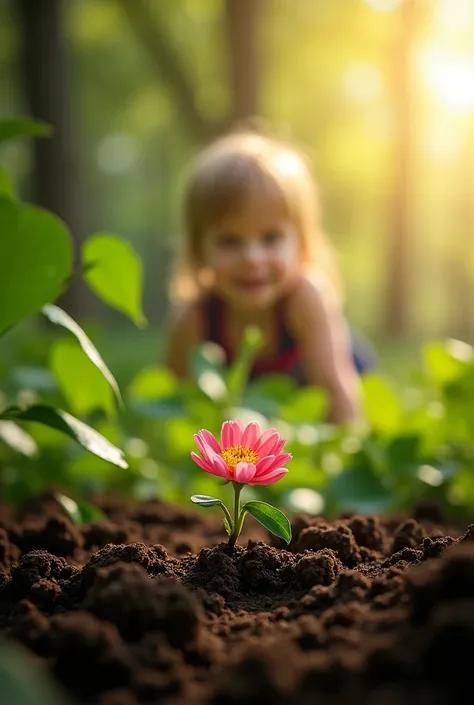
xmin=191 ymin=420 xmax=291 ymax=486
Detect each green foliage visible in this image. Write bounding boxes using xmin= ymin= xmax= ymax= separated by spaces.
xmin=43 ymin=304 xmax=123 ymax=408
xmin=50 ymin=339 xmax=116 ymax=418
xmin=1 ymin=405 xmax=127 ymax=468
xmin=242 ymin=500 xmax=292 ymax=544
xmin=82 ymin=234 xmax=147 ymax=327
xmin=0 ymin=117 xmax=51 ymax=143
xmin=0 ymin=167 xmax=14 ymax=197
xmin=0 ymin=197 xmax=72 ymax=336
xmin=0 ymin=116 xmax=132 ymax=490
xmin=55 ymin=492 xmax=107 ymax=525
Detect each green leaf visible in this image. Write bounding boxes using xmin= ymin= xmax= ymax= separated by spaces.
xmin=55 ymin=493 xmax=82 ymax=525
xmin=55 ymin=493 xmax=107 ymax=525
xmin=43 ymin=304 xmax=123 ymax=407
xmin=133 ymin=397 xmax=185 ymax=419
xmin=0 ymin=420 xmax=38 ymax=457
xmin=0 ymin=167 xmax=14 ymax=198
xmin=190 ymin=342 xmax=228 ymax=402
xmin=423 ymin=339 xmax=473 ymax=386
xmin=226 ymin=325 xmax=264 ymax=406
xmin=128 ymin=365 xmax=177 ymax=400
xmin=50 ymin=339 xmax=116 ymax=418
xmin=223 ymin=515 xmax=232 ymax=535
xmin=0 ymin=198 xmax=72 ymax=335
xmin=326 ymin=465 xmax=393 ymax=514
xmin=362 ymin=374 xmax=403 ymax=436
xmin=190 ymin=494 xmax=225 ymax=507
xmin=76 ymin=500 xmax=108 ymax=523
xmin=82 ymin=233 xmax=146 ymax=327
xmin=283 ymin=386 xmax=328 ymax=423
xmin=0 ymin=117 xmax=51 ymax=144
xmin=242 ymin=500 xmax=292 ymax=544
xmin=386 ymin=434 xmax=420 ymax=478
xmin=0 ymin=405 xmax=128 ymax=468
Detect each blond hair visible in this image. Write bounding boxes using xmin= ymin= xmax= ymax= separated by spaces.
xmin=169 ymin=130 xmax=343 ymax=303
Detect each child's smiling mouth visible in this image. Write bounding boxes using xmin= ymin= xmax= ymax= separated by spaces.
xmin=235 ymin=278 xmax=270 ymax=289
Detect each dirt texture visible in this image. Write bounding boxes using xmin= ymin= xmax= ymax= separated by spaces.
xmin=1 ymin=492 xmax=473 ymax=705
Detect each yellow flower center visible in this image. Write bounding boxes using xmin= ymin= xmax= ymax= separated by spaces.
xmin=220 ymin=445 xmax=259 ymax=471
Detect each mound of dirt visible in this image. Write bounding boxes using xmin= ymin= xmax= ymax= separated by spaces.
xmin=1 ymin=492 xmax=472 ymax=705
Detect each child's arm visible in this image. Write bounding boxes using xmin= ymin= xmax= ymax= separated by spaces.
xmin=163 ymin=302 xmax=201 ymax=379
xmin=287 ymin=276 xmax=361 ymax=425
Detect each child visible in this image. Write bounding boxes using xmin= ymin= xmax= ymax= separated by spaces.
xmin=164 ymin=130 xmax=366 ymax=425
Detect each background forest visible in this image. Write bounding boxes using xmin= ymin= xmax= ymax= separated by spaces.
xmin=2 ymin=0 xmax=474 ymax=378
xmin=1 ymin=0 xmax=474 ymax=517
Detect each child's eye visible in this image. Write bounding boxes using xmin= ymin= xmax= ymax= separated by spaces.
xmin=261 ymin=230 xmax=283 ymax=246
xmin=217 ymin=234 xmax=240 ymax=248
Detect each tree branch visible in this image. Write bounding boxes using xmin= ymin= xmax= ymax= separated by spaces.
xmin=117 ymin=0 xmax=225 ymax=143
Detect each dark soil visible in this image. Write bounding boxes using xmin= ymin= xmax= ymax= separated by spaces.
xmin=1 ymin=492 xmax=473 ymax=704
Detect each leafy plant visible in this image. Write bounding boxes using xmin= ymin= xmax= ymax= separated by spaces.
xmin=0 ymin=117 xmax=145 ymax=501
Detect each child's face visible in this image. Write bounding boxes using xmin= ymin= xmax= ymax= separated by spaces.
xmin=201 ymin=197 xmax=301 ymax=311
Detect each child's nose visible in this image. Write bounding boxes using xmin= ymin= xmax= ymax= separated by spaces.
xmin=242 ymin=241 xmax=265 ymax=263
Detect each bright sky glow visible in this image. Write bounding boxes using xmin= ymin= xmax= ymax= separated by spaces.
xmin=419 ymin=46 xmax=474 ymax=114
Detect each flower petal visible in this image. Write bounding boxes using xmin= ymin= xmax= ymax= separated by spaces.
xmin=273 ymin=452 xmax=292 ymax=467
xmin=241 ymin=422 xmax=260 ymax=449
xmin=191 ymin=451 xmax=231 ymax=480
xmin=254 ymin=428 xmax=278 ymax=453
xmin=249 ymin=467 xmax=288 ymax=486
xmin=200 ymin=429 xmax=221 ymax=454
xmin=255 ymin=454 xmax=277 ymax=474
xmin=194 ymin=433 xmax=214 ymax=462
xmin=221 ymin=419 xmax=243 ymax=447
xmin=255 ymin=430 xmax=284 ymax=457
xmin=190 ymin=451 xmax=213 ymax=473
xmin=233 ymin=462 xmax=257 ymax=484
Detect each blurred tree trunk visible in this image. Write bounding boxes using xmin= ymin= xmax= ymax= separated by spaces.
xmin=382 ymin=0 xmax=420 ymax=338
xmin=117 ymin=0 xmax=261 ymax=143
xmin=224 ymin=0 xmax=260 ymax=125
xmin=17 ymin=0 xmax=89 ymax=319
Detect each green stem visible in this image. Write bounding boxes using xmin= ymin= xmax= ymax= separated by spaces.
xmin=220 ymin=502 xmax=233 ymax=532
xmin=228 ymin=482 xmax=244 ymax=547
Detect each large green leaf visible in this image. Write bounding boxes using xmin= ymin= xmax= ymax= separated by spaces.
xmin=0 ymin=405 xmax=128 ymax=468
xmin=43 ymin=304 xmax=123 ymax=407
xmin=0 ymin=117 xmax=51 ymax=144
xmin=0 ymin=198 xmax=72 ymax=335
xmin=82 ymin=233 xmax=146 ymax=327
xmin=242 ymin=500 xmax=292 ymax=544
xmin=50 ymin=339 xmax=116 ymax=418
xmin=0 ymin=168 xmax=14 ymax=198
